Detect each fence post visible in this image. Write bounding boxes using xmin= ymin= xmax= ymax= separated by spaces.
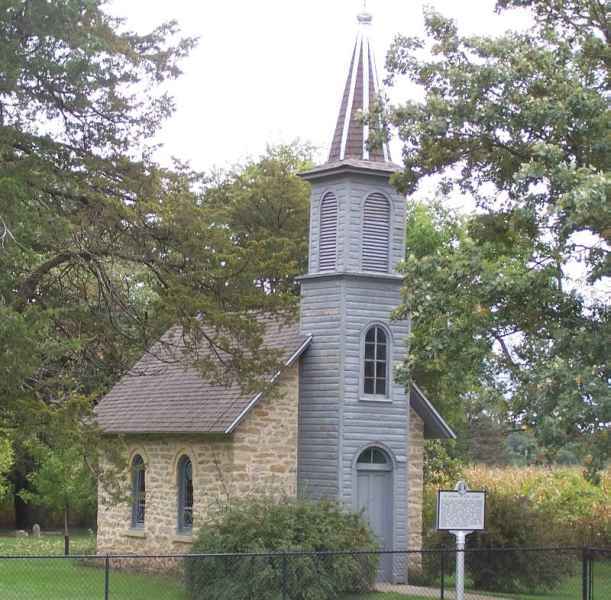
xmin=440 ymin=547 xmax=445 ymax=600
xmin=104 ymin=554 xmax=110 ymax=600
xmin=281 ymin=552 xmax=288 ymax=600
xmin=581 ymin=547 xmax=590 ymax=600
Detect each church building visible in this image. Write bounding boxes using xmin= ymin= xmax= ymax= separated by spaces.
xmin=95 ymin=9 xmax=454 ymax=572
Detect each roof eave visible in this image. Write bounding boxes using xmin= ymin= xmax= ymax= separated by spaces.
xmin=223 ymin=335 xmax=313 ymax=434
xmin=410 ymin=382 xmax=456 ymax=440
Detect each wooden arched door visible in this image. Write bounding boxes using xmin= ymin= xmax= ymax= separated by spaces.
xmin=356 ymin=446 xmax=393 ymax=580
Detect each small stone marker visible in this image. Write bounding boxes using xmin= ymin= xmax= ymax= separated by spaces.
xmin=32 ymin=523 xmax=41 ymax=538
xmin=15 ymin=529 xmax=28 ymax=538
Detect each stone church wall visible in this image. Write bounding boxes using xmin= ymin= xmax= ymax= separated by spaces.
xmin=407 ymin=409 xmax=425 ymax=550
xmin=96 ymin=364 xmax=299 ymax=554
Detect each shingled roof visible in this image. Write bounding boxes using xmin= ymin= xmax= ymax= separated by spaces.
xmin=327 ymin=10 xmax=391 ymax=164
xmin=95 ymin=318 xmax=311 ymax=435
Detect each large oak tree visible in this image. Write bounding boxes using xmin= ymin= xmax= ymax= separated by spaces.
xmin=386 ymin=0 xmax=609 ymax=478
xmin=0 ymin=1 xmax=310 ymax=521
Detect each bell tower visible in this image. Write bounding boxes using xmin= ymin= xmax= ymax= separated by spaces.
xmin=297 ymin=8 xmax=411 ymax=554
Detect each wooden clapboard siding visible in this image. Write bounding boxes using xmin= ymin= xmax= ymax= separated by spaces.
xmin=340 ymin=276 xmax=410 ymax=551
xmin=298 ymin=276 xmax=342 ymax=499
xmin=298 ymin=168 xmax=411 ymax=549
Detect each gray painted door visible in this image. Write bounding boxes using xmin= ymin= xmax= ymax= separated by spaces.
xmin=356 ymin=450 xmax=393 ymax=581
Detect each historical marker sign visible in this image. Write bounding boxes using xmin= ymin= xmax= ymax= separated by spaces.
xmin=437 ymin=482 xmax=486 ymax=531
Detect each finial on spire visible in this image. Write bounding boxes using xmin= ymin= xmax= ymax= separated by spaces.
xmin=357 ymin=0 xmax=372 ymax=25
xmin=327 ymin=0 xmax=391 ymax=164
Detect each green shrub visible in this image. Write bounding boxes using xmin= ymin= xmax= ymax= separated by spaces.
xmin=419 ymin=466 xmax=610 ymax=593
xmin=184 ymin=497 xmax=378 ymax=600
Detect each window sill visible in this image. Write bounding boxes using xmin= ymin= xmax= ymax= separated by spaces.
xmin=124 ymin=529 xmax=146 ymax=539
xmin=359 ymin=396 xmax=392 ymax=403
xmin=172 ymin=533 xmax=194 ymax=544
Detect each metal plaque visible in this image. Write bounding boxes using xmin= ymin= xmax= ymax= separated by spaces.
xmin=437 ymin=481 xmax=486 ymax=531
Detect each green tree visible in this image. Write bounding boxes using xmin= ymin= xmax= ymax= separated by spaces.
xmin=0 ymin=434 xmax=13 ymax=501
xmin=21 ymin=445 xmax=96 ymax=552
xmin=203 ymin=143 xmax=312 ymax=296
xmin=387 ymin=0 xmax=610 ymax=479
xmin=0 ymin=1 xmax=310 ymax=522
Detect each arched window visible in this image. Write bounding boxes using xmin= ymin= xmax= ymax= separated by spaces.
xmin=131 ymin=454 xmax=145 ymax=529
xmin=362 ymin=193 xmax=390 ymax=272
xmin=319 ymin=192 xmax=338 ymax=271
xmin=357 ymin=447 xmax=392 ymax=470
xmin=177 ymin=455 xmax=193 ymax=533
xmin=363 ymin=325 xmax=388 ymax=397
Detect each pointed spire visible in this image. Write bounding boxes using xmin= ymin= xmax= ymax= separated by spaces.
xmin=328 ymin=8 xmax=390 ymax=164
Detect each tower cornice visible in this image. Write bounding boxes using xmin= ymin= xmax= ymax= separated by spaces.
xmin=299 ymin=158 xmax=402 ymax=181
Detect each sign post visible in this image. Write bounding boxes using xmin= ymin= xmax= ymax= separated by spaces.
xmin=437 ymin=481 xmax=486 ymax=600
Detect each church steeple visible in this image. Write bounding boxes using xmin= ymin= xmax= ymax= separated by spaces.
xmin=328 ymin=8 xmax=391 ymax=163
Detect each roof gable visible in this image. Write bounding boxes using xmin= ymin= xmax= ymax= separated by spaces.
xmin=95 ymin=317 xmax=310 ymax=435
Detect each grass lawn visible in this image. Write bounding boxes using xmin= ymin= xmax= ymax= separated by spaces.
xmin=343 ymin=595 xmax=423 ymax=599
xmin=0 ymin=530 xmax=96 ymax=556
xmin=0 ymin=534 xmax=607 ymax=600
xmin=0 ymin=558 xmax=608 ymax=600
xmin=494 ymin=559 xmax=611 ymax=600
xmin=0 ymin=532 xmax=187 ymax=599
xmin=0 ymin=557 xmax=188 ymax=599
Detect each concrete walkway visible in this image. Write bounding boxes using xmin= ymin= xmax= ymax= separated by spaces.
xmin=374 ymin=583 xmax=506 ymax=599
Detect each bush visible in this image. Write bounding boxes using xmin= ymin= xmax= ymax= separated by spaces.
xmin=419 ymin=466 xmax=610 ymax=593
xmin=184 ymin=497 xmax=378 ymax=600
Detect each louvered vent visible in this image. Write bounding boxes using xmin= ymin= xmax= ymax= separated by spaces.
xmin=319 ymin=192 xmax=338 ymax=271
xmin=362 ymin=193 xmax=390 ymax=272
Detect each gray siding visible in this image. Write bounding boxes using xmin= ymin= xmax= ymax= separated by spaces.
xmin=298 ymin=277 xmax=342 ymax=499
xmin=307 ymin=175 xmax=406 ymax=276
xmin=298 ymin=168 xmax=411 ymax=550
xmin=340 ymin=276 xmax=410 ymax=550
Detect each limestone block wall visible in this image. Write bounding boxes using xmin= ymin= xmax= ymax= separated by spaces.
xmin=232 ymin=364 xmax=299 ymax=498
xmin=407 ymin=410 xmax=425 ymax=550
xmin=96 ymin=364 xmax=299 ymax=554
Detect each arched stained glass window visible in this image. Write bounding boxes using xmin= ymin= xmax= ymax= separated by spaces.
xmin=362 ymin=193 xmax=390 ymax=272
xmin=177 ymin=455 xmax=193 ymax=533
xmin=319 ymin=192 xmax=338 ymax=271
xmin=364 ymin=325 xmax=388 ymax=396
xmin=131 ymin=454 xmax=145 ymax=529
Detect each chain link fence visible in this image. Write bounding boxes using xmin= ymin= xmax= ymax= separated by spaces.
xmin=0 ymin=546 xmax=608 ymax=599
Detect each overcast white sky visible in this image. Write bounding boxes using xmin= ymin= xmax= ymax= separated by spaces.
xmin=107 ymin=0 xmax=531 ymax=173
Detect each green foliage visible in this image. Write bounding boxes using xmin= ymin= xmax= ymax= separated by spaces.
xmin=0 ymin=434 xmax=14 ymax=501
xmin=185 ymin=497 xmax=378 ymax=600
xmin=423 ymin=440 xmax=464 ymax=486
xmin=465 ymin=495 xmax=576 ymax=592
xmin=203 ymin=143 xmax=312 ymax=297
xmin=0 ymin=1 xmax=310 ymax=432
xmin=16 ymin=393 xmax=127 ymax=532
xmin=389 ymin=0 xmax=610 ymax=476
xmin=0 ymin=1 xmax=311 ymax=512
xmin=421 ymin=466 xmax=610 ymax=591
xmin=20 ymin=445 xmax=96 ymax=528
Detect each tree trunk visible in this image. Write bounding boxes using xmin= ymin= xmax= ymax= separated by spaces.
xmin=64 ymin=504 xmax=70 ymax=556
